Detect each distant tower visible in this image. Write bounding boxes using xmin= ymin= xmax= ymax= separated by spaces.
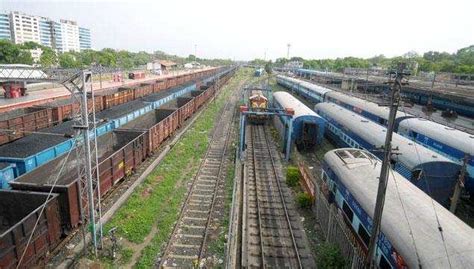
xmin=287 ymin=43 xmax=291 ymax=59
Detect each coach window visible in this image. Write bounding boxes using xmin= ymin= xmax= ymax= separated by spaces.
xmin=411 ymin=169 xmax=423 ymax=181
xmin=379 ymin=254 xmax=392 ymax=269
xmin=357 ymin=225 xmax=371 ymax=247
xmin=342 ymin=201 xmax=354 ymax=222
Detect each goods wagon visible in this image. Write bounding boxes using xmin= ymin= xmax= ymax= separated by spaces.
xmin=95 ymin=87 xmax=135 ymax=109
xmin=273 ymin=91 xmax=326 ymax=151
xmin=175 ymin=97 xmax=195 ymax=124
xmin=153 ymin=79 xmax=167 ymax=92
xmin=0 ymin=190 xmax=61 ymax=269
xmin=36 ymin=95 xmax=104 ymax=124
xmin=0 ymin=119 xmax=114 ymax=178
xmin=133 ymin=83 xmax=154 ymax=99
xmin=0 ymin=162 xmax=15 ymax=188
xmin=10 ymin=129 xmax=147 ymax=230
xmin=0 ymin=107 xmax=53 ymax=146
xmin=121 ymin=109 xmax=180 ymax=154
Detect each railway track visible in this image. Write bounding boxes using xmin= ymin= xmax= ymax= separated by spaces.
xmin=157 ymin=86 xmax=239 ymax=268
xmin=241 ymin=124 xmax=315 ymax=268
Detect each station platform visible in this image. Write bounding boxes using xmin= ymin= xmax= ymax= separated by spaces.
xmin=0 ymin=68 xmax=214 ymax=113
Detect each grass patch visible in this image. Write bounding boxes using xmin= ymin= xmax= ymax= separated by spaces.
xmin=316 ymin=242 xmax=347 ymax=269
xmin=286 ymin=165 xmax=300 ymax=187
xmin=207 ymin=142 xmax=237 ymax=261
xmin=296 ymin=192 xmax=313 ymax=208
xmin=100 ymin=68 xmax=251 ymax=268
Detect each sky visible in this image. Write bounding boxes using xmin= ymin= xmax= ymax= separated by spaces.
xmin=3 ymin=0 xmax=474 ymax=61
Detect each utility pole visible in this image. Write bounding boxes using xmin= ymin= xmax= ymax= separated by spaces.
xmin=287 ymin=43 xmax=291 ymax=59
xmin=367 ymin=63 xmax=409 ymax=268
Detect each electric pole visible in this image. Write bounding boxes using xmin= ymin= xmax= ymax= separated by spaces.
xmin=367 ymin=63 xmax=410 ymax=268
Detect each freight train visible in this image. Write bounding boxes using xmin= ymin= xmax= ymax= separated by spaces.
xmin=277 ymin=75 xmax=473 ymax=195
xmin=0 ymin=67 xmax=236 ymax=269
xmin=0 ymin=69 xmax=229 ymax=185
xmin=273 ymin=91 xmax=326 ymax=151
xmin=321 ymin=148 xmax=474 ymax=268
xmin=0 ymin=68 xmax=217 ymax=146
xmin=315 ymin=102 xmax=461 ymax=206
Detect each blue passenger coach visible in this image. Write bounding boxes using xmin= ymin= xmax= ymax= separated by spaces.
xmin=322 ymin=148 xmax=474 ymax=269
xmin=398 ymin=118 xmax=474 ymax=193
xmin=273 ymin=91 xmax=326 ymax=151
xmin=315 ymin=102 xmax=461 ymax=206
xmin=324 ymin=91 xmax=414 ymax=130
xmin=276 ymin=75 xmax=331 ymax=103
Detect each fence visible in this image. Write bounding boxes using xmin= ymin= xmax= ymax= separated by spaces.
xmin=298 ymin=163 xmax=367 ymax=268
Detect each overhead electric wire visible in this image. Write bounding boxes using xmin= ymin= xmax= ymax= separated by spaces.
xmin=15 ymin=137 xmax=78 ymax=269
xmin=399 ymin=105 xmax=453 ymax=269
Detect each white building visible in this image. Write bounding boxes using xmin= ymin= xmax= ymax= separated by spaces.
xmin=10 ymin=11 xmax=41 ymax=44
xmin=29 ymin=47 xmax=43 ymax=63
xmin=0 ymin=12 xmax=11 ymax=40
xmin=0 ymin=11 xmax=91 ymax=53
xmin=59 ymin=19 xmax=79 ymax=52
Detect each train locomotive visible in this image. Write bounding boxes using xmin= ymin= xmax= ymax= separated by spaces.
xmin=315 ymin=102 xmax=461 ymax=206
xmin=273 ymin=91 xmax=326 ymax=151
xmin=321 ymin=148 xmax=474 ymax=269
xmin=247 ymin=88 xmax=269 ymax=124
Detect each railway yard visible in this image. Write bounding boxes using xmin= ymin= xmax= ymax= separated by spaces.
xmin=0 ymin=64 xmax=473 ymax=269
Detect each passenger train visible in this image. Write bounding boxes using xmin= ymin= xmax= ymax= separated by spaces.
xmin=322 ymin=148 xmax=474 ymax=269
xmin=315 ymin=102 xmax=461 ymax=206
xmin=277 ymin=74 xmax=473 ymax=195
xmin=273 ymin=91 xmax=326 ymax=151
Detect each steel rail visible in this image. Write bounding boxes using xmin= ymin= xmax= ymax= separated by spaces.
xmin=260 ymin=125 xmax=303 ymax=268
xmin=158 ymin=87 xmax=236 ymax=268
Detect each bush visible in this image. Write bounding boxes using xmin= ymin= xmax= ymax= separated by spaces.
xmin=286 ymin=166 xmax=300 ymax=187
xmin=317 ymin=243 xmax=347 ymax=269
xmin=296 ymin=192 xmax=312 ymax=208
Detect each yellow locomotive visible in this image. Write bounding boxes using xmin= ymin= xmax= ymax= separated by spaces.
xmin=248 ymin=89 xmax=269 ymax=124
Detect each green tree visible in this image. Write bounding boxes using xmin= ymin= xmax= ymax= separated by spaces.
xmin=17 ymin=50 xmax=33 ymax=64
xmin=264 ymin=61 xmax=273 ymax=74
xmin=0 ymin=40 xmax=21 ymax=64
xmin=39 ymin=47 xmax=57 ymax=67
xmin=59 ymin=53 xmax=79 ymax=68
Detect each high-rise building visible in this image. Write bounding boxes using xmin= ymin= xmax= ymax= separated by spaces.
xmin=59 ymin=19 xmax=79 ymax=52
xmin=0 ymin=11 xmax=91 ymax=53
xmin=0 ymin=12 xmax=11 ymax=40
xmin=39 ymin=17 xmax=53 ymax=47
xmin=52 ymin=21 xmax=63 ymax=52
xmin=10 ymin=11 xmax=41 ymax=44
xmin=79 ymin=27 xmax=91 ymax=50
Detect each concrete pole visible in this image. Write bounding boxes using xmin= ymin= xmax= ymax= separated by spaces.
xmin=367 ymin=65 xmax=405 ymax=268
